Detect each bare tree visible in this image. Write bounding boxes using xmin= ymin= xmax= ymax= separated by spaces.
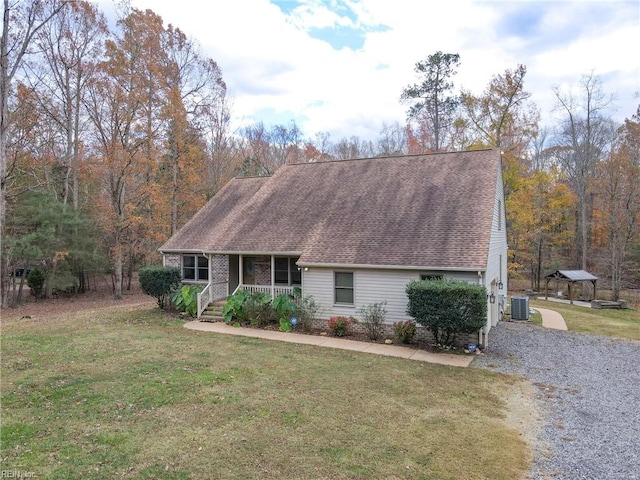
xmin=202 ymin=93 xmax=236 ymax=198
xmin=26 ymin=1 xmax=107 ymax=208
xmin=377 ymin=121 xmax=408 ymax=156
xmin=331 ymin=135 xmax=375 ymax=160
xmin=552 ymin=73 xmax=616 ymax=269
xmin=239 ymin=121 xmax=302 ymax=175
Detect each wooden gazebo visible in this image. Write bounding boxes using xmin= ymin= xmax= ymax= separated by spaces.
xmin=544 ymin=270 xmax=598 ymax=304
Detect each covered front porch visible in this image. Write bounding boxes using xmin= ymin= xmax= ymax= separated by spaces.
xmin=196 ymin=253 xmax=302 ymax=318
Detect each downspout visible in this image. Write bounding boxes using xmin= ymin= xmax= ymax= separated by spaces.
xmin=478 ymin=271 xmax=487 ymax=348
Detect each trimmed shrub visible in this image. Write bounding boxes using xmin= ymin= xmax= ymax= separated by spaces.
xmin=139 ymin=266 xmax=181 ymax=309
xmin=406 ymin=279 xmax=487 ymax=346
xmin=358 ymin=301 xmax=387 ymax=341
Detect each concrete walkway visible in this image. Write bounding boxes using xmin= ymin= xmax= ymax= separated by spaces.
xmin=184 ymin=321 xmax=474 ymax=367
xmin=537 ymin=307 xmax=568 ymax=330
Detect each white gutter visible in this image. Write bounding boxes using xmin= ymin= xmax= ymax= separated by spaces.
xmin=299 ymin=262 xmax=487 ymax=272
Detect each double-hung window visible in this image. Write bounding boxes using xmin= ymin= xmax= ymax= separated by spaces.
xmin=420 ymin=273 xmax=443 ymax=281
xmin=334 ymin=272 xmax=354 ymax=305
xmin=274 ymin=257 xmax=301 ymax=285
xmin=182 ymin=254 xmax=209 ymax=282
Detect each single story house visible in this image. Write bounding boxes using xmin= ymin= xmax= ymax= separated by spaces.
xmin=159 ymin=149 xmax=508 ymax=345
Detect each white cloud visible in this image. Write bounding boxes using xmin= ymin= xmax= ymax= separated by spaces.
xmin=124 ymin=0 xmax=639 ymax=141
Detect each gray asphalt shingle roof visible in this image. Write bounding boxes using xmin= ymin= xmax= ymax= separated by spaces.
xmin=160 ymin=149 xmax=501 ymax=270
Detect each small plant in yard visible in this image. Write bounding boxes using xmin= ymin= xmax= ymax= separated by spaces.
xmin=244 ymin=292 xmax=275 ymax=326
xmin=222 ymin=289 xmax=251 ymax=323
xmin=393 ymin=320 xmax=417 ymax=344
xmin=273 ymin=293 xmax=297 ymax=331
xmin=358 ymin=301 xmax=387 ymax=341
xmin=279 ymin=317 xmax=293 ymax=332
xmin=327 ymin=316 xmax=355 ymax=337
xmin=172 ymin=285 xmax=200 ymax=317
xmin=294 ymin=295 xmax=320 ymax=332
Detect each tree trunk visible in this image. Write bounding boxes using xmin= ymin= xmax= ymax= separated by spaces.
xmin=0 ymin=0 xmax=10 ymax=308
xmin=581 ymin=192 xmax=588 ymax=270
xmin=113 ymin=244 xmax=123 ymax=299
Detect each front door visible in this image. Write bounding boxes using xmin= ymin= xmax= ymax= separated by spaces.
xmin=243 ymin=257 xmax=256 ymax=285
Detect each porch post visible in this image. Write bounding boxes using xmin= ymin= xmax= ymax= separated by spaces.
xmin=569 ymin=282 xmax=573 ymax=304
xmin=239 ymin=254 xmax=243 ymax=288
xmin=270 ymin=255 xmax=275 ymax=298
xmin=545 ymin=278 xmax=549 ymax=300
xmin=208 ymin=254 xmax=213 ymax=299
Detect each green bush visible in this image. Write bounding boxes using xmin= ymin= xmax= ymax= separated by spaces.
xmin=293 ymin=295 xmax=320 ymax=332
xmin=358 ymin=301 xmax=387 ymax=341
xmin=223 ymin=290 xmax=275 ymax=325
xmin=223 ymin=290 xmax=319 ymax=332
xmin=26 ymin=269 xmax=45 ymax=298
xmin=172 ymin=285 xmax=200 ymax=317
xmin=406 ymin=279 xmax=487 ymax=346
xmin=244 ymin=292 xmax=276 ymax=326
xmin=393 ymin=320 xmax=417 ymax=344
xmin=139 ymin=266 xmax=181 ymax=309
xmin=222 ymin=290 xmax=250 ymax=323
xmin=327 ymin=316 xmax=355 ymax=337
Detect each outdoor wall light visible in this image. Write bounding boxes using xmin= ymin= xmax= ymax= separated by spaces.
xmin=498 ymin=281 xmax=503 ymax=290
xmin=489 ymin=292 xmax=496 ymax=304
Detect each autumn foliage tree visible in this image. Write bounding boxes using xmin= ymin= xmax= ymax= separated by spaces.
xmin=593 ymin=106 xmax=640 ymax=299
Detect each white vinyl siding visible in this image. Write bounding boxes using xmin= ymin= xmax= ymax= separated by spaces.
xmin=303 ymin=267 xmax=478 ymax=324
xmin=486 ymin=167 xmax=509 ymax=328
xmin=487 ymin=171 xmax=508 ymax=291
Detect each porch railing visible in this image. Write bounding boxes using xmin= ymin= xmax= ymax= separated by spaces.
xmin=196 ymin=280 xmax=229 ymax=319
xmin=197 ymin=283 xmax=211 ymax=319
xmin=233 ymin=284 xmax=297 ymax=298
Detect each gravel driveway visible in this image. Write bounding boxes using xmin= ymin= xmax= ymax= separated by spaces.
xmin=472 ymin=321 xmax=640 ymax=480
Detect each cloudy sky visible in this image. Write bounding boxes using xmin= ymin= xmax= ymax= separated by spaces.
xmin=124 ymin=0 xmax=639 ymax=142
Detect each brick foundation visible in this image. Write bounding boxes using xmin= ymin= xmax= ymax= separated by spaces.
xmin=312 ymin=318 xmax=481 ymax=348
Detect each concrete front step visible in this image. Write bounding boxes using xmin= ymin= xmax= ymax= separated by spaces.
xmin=200 ymin=301 xmax=226 ymax=322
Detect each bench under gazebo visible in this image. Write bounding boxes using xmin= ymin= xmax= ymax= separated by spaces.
xmin=544 ymin=270 xmax=598 ymax=305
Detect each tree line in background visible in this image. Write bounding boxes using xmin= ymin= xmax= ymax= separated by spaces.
xmin=1 ymin=1 xmax=638 ymax=307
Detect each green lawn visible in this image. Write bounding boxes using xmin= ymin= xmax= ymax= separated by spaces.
xmin=1 ymin=304 xmax=530 ymax=479
xmin=530 ymin=299 xmax=640 ymax=341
